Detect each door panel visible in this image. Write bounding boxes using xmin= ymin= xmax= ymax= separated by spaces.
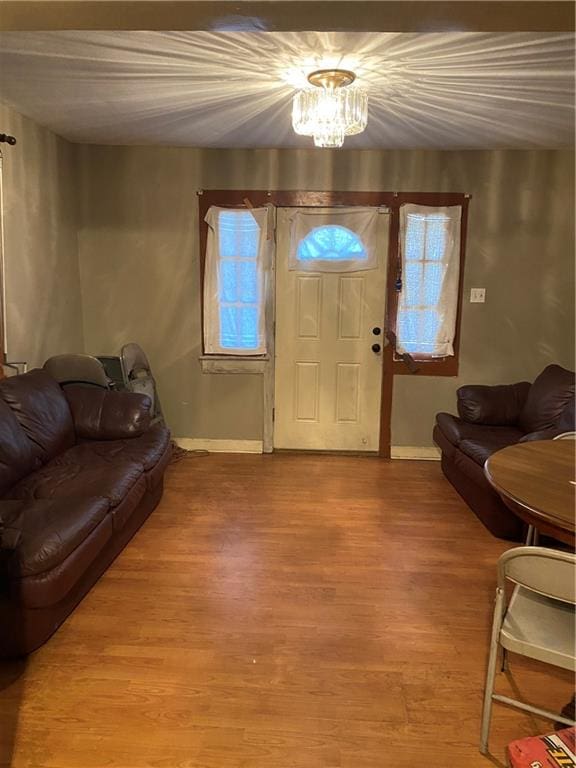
xmin=274 ymin=207 xmax=389 ymax=451
xmin=297 ymin=276 xmax=321 ymax=338
xmin=338 ymin=277 xmax=364 ymax=339
xmin=336 ymin=363 xmax=360 ymax=423
xmin=295 ymin=361 xmax=320 ymax=422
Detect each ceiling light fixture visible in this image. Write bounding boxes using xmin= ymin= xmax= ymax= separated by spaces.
xmin=292 ymin=68 xmax=368 ymax=149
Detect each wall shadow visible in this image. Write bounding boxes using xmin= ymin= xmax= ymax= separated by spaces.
xmin=0 ymin=657 xmax=27 ymax=768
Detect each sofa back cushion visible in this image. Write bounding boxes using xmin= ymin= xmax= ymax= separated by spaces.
xmin=0 ymin=399 xmax=37 ymax=496
xmin=457 ymin=382 xmax=531 ymax=426
xmin=519 ymin=365 xmax=575 ymax=433
xmin=65 ymin=386 xmax=152 ymax=440
xmin=0 ymin=370 xmax=75 ymax=465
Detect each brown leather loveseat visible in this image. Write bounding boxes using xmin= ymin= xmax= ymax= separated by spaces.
xmin=433 ymin=364 xmax=575 ymax=540
xmin=0 ymin=369 xmax=171 ymax=657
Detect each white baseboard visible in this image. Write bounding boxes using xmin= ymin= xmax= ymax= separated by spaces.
xmin=175 ymin=439 xmax=438 ymax=460
xmin=390 ymin=446 xmax=441 ymax=461
xmin=174 ymin=438 xmax=263 ymax=454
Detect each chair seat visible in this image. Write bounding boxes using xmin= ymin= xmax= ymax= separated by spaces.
xmin=501 ymin=585 xmax=576 ymax=671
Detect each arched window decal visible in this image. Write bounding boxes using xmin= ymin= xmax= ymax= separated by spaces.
xmin=288 ymin=208 xmax=381 ymax=273
xmin=297 ymin=225 xmax=368 ymax=263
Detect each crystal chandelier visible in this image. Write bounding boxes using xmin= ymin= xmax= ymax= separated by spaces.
xmin=292 ymin=69 xmax=368 ymax=149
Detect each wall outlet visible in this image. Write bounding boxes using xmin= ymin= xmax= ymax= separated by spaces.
xmin=470 ymin=288 xmax=486 ymax=303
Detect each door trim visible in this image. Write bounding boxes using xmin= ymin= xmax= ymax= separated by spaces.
xmin=198 ymin=190 xmax=396 ymax=458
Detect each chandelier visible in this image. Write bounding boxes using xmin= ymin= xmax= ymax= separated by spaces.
xmin=292 ymin=69 xmax=368 ymax=149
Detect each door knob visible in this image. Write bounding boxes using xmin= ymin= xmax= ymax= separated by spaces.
xmin=371 ymin=343 xmax=381 ymax=354
xmin=372 ymin=327 xmax=381 ymax=336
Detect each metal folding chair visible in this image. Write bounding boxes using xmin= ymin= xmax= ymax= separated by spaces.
xmin=480 ymin=546 xmax=576 ymax=754
xmin=43 ymin=354 xmax=111 ymax=389
xmin=120 ymin=343 xmax=164 ymax=425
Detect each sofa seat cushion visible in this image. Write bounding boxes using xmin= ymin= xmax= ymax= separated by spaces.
xmin=0 ymin=497 xmax=110 ymax=578
xmin=73 ymin=423 xmax=171 ymax=472
xmin=436 ymin=412 xmax=523 ymax=449
xmin=5 ymin=453 xmax=143 ymax=508
xmin=459 ymin=430 xmax=523 ymax=467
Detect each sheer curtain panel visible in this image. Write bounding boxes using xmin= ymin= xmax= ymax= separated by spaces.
xmin=203 ymin=206 xmax=271 ymax=355
xmin=396 ymin=204 xmax=462 ymax=358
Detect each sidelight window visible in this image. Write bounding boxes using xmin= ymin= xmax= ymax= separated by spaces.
xmin=395 ymin=204 xmax=463 ymax=360
xmin=203 ymin=207 xmax=270 ymax=355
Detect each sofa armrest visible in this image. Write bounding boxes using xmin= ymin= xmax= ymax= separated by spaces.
xmin=0 ymin=501 xmax=24 ymax=552
xmin=457 ymin=381 xmax=531 ymax=426
xmin=65 ymin=386 xmax=152 ymax=440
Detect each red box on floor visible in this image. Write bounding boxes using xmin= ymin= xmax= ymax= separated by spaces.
xmin=508 ymin=727 xmax=576 ymax=767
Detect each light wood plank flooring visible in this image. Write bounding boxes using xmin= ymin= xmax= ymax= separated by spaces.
xmin=1 ymin=455 xmax=573 ymax=767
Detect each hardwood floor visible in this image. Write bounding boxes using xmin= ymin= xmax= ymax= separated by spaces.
xmin=1 ymin=455 xmax=573 ymax=767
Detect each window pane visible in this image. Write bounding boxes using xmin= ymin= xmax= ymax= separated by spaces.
xmin=220 ymin=305 xmax=259 ymax=350
xmin=419 ymin=309 xmax=440 ymax=346
xmin=397 ymin=309 xmax=440 ymax=352
xmin=423 ymin=262 xmax=444 ymax=306
xmin=424 ymin=218 xmax=448 ymax=261
xmin=297 ymin=225 xmax=366 ymax=262
xmin=218 ymin=210 xmax=260 ymax=259
xmin=397 ymin=309 xmax=419 ymax=349
xmin=404 ymin=262 xmax=423 ymax=307
xmin=404 ymin=216 xmax=425 ymax=261
xmin=220 ymin=260 xmax=258 ymax=303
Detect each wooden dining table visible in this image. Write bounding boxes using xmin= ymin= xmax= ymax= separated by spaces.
xmin=484 ymin=439 xmax=575 ymax=547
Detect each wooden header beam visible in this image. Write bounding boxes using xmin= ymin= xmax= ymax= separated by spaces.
xmin=0 ymin=1 xmax=574 ymax=32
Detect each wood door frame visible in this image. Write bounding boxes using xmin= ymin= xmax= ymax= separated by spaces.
xmin=198 ymin=189 xmax=395 ymax=457
xmin=197 ymin=189 xmax=470 ymax=458
xmin=0 ymin=151 xmax=6 ymax=372
xmin=385 ymin=192 xmax=470 ymax=377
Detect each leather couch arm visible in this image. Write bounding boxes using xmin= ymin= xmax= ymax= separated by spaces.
xmin=457 ymin=381 xmax=531 ymax=426
xmin=65 ymin=386 xmax=152 ymax=440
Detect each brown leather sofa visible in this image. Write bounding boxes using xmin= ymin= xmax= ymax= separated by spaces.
xmin=0 ymin=369 xmax=171 ymax=657
xmin=433 ymin=364 xmax=575 ymax=540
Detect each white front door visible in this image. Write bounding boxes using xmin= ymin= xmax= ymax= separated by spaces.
xmin=274 ymin=207 xmax=389 ymax=452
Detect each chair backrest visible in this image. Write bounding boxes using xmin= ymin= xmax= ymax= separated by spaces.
xmin=554 ymin=431 xmax=576 ymax=440
xmin=44 ymin=354 xmax=110 ymax=389
xmin=121 ymin=343 xmax=151 ymax=379
xmin=120 ymin=343 xmax=163 ymax=423
xmin=498 ymin=546 xmax=576 ymax=604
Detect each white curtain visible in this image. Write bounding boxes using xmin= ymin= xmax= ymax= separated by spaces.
xmin=396 ymin=204 xmax=462 ymax=358
xmin=203 ymin=206 xmax=271 ymax=355
xmin=288 ymin=207 xmax=384 ymax=272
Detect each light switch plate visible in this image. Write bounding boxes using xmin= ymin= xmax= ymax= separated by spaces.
xmin=470 ymin=288 xmax=486 ymax=303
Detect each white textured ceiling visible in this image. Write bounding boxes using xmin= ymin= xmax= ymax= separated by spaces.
xmin=0 ymin=30 xmax=573 ymax=149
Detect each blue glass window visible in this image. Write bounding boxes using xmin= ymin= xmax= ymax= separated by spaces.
xmin=397 ymin=214 xmax=449 ymax=355
xmin=297 ymin=225 xmax=367 ymax=262
xmin=217 ymin=211 xmax=261 ymax=351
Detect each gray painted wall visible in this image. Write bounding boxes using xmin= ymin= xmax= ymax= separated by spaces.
xmin=77 ymin=146 xmax=574 ymax=446
xmin=0 ymin=102 xmax=84 ymax=370
xmin=1 ymin=99 xmax=571 ymax=447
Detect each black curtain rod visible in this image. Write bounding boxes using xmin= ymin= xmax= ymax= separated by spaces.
xmin=0 ymin=134 xmax=17 ymax=145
